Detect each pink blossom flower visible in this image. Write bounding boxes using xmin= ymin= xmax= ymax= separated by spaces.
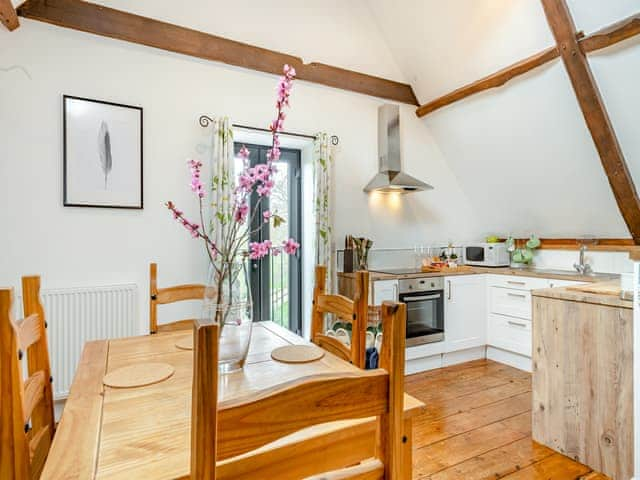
xmin=238 ymin=145 xmax=250 ymax=160
xmin=234 ymin=202 xmax=249 ymax=224
xmin=237 ymin=173 xmax=254 ymax=192
xmin=282 ymin=238 xmax=300 ymax=255
xmin=257 ymin=180 xmax=274 ymax=197
xmin=271 ymin=247 xmax=281 ymax=256
xmin=263 ymin=210 xmax=272 ymax=223
xmin=249 ymin=240 xmax=272 ymax=259
xmin=181 ymin=218 xmax=200 ymax=238
xmin=187 ymin=159 xmax=205 ymax=198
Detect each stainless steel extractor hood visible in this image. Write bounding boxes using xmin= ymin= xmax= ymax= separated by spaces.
xmin=364 ymin=104 xmax=433 ymax=193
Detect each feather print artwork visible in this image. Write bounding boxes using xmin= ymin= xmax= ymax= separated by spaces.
xmin=98 ymin=120 xmax=113 ymax=189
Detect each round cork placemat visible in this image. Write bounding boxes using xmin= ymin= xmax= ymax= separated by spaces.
xmin=103 ymin=363 xmax=175 ymax=389
xmin=175 ymin=335 xmax=194 ymax=351
xmin=271 ymin=345 xmax=325 ymax=364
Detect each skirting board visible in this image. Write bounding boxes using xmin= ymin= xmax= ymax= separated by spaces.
xmin=487 ymin=346 xmax=532 ymax=372
xmin=406 ymin=354 xmax=442 ymax=375
xmin=405 ymin=346 xmax=486 ymax=375
xmin=443 ymin=346 xmax=486 ymax=367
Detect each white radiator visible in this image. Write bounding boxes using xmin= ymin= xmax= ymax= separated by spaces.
xmin=17 ymin=284 xmax=138 ymax=399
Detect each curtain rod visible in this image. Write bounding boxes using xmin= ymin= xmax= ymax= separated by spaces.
xmin=198 ymin=115 xmax=339 ymax=145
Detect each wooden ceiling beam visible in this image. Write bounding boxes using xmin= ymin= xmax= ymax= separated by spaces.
xmin=0 ymin=0 xmax=19 ymax=31
xmin=581 ymin=13 xmax=640 ymax=53
xmin=415 ymin=12 xmax=640 ymax=118
xmin=415 ymin=46 xmax=560 ymax=117
xmin=16 ymin=0 xmax=419 ymax=105
xmin=541 ymin=0 xmax=640 ymax=244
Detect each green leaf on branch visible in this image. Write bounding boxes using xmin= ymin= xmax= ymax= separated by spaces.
xmin=272 ymin=214 xmax=286 ymax=228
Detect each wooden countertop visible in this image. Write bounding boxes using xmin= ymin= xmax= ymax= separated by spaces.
xmin=338 ymin=266 xmax=617 ymax=283
xmin=532 ymin=280 xmax=632 ymax=309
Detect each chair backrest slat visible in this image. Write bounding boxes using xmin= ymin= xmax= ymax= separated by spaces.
xmin=312 ymin=334 xmax=352 ymax=363
xmin=0 ymin=279 xmax=55 ymax=480
xmin=189 ymin=299 xmax=406 ymax=480
xmin=216 ymin=371 xmax=389 ymax=461
xmin=150 ymin=263 xmax=206 ymax=334
xmin=21 ymin=371 xmax=46 ymax=424
xmin=22 ymin=276 xmax=55 ymax=445
xmin=311 ymin=265 xmax=369 ymax=368
xmin=15 ymin=314 xmax=41 ymax=352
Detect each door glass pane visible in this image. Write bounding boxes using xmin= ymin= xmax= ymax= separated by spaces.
xmin=269 ymin=161 xmax=290 ymax=328
xmin=233 ymin=143 xmax=301 ymax=334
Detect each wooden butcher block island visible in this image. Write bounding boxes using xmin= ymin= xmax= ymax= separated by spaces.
xmin=531 ymin=283 xmax=633 ymax=480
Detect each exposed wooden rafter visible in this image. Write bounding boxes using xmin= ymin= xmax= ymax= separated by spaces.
xmin=415 ymin=46 xmax=560 ymax=117
xmin=16 ymin=0 xmax=419 ymax=105
xmin=541 ymin=0 xmax=640 ymax=244
xmin=0 ymin=0 xmax=19 ymax=31
xmin=415 ymin=12 xmax=640 ymax=118
xmin=581 ymin=13 xmax=640 ymax=53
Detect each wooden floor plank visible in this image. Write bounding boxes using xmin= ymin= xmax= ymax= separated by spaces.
xmin=413 ymin=412 xmax=532 ymax=478
xmin=407 ymin=360 xmax=606 ymax=480
xmin=426 ymin=438 xmax=555 ymax=480
xmin=501 ymin=453 xmax=591 ymax=479
xmin=416 ymin=379 xmax=531 ymax=423
xmin=414 ymin=392 xmax=532 ymax=446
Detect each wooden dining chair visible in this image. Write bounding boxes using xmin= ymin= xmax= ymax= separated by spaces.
xmin=0 ymin=277 xmax=55 ymax=480
xmin=188 ymin=300 xmax=406 ymax=480
xmin=311 ymin=265 xmax=369 ymax=368
xmin=149 ymin=263 xmax=206 ymax=334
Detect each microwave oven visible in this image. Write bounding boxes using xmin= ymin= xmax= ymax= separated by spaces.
xmin=464 ymin=243 xmax=510 ymax=267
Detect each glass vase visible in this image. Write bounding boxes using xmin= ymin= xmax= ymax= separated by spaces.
xmin=202 ymin=258 xmax=253 ymax=374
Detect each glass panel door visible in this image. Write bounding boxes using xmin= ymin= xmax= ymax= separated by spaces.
xmin=234 ymin=143 xmax=302 ymax=334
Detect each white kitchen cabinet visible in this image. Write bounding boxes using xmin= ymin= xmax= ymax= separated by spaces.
xmin=444 ymin=275 xmax=486 ymax=352
xmin=371 ymin=279 xmax=399 ymax=305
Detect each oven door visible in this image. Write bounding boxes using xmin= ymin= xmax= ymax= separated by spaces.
xmin=400 ymin=290 xmax=444 ymax=346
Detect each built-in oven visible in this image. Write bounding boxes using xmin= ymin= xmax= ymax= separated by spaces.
xmin=398 ymin=277 xmax=445 ymax=346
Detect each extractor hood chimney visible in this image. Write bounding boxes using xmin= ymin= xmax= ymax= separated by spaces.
xmin=363 ymin=104 xmax=433 ymax=194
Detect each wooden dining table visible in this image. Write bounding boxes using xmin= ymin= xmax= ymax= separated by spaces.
xmin=40 ymin=321 xmax=425 ymax=480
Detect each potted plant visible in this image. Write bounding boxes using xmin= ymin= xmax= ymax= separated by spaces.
xmin=506 ymin=235 xmax=540 ymax=267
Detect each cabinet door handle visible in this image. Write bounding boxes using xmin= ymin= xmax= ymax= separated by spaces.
xmin=508 ymin=320 xmax=527 ymax=328
xmin=447 ymin=280 xmax=452 ymax=301
xmin=507 ymin=280 xmax=526 ymax=286
xmin=507 ymin=292 xmax=527 ymax=299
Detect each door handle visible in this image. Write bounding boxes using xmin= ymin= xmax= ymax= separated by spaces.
xmin=447 ymin=280 xmax=452 ymax=301
xmin=507 ymin=292 xmax=527 ymax=299
xmin=507 ymin=281 xmax=526 ymax=286
xmin=405 ymin=294 xmax=441 ymax=301
xmin=507 ymin=320 xmax=527 ymax=328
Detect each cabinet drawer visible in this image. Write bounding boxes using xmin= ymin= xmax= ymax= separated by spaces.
xmin=489 ymin=287 xmax=532 ymax=319
xmin=487 ymin=275 xmax=548 ymax=291
xmin=487 ymin=313 xmax=531 ymax=356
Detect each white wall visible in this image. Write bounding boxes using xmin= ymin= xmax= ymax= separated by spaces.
xmin=0 ymin=1 xmax=476 ymax=333
xmin=370 ymin=0 xmax=640 ymax=239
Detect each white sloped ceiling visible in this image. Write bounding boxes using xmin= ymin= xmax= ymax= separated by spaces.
xmin=369 ymin=0 xmax=640 ymax=238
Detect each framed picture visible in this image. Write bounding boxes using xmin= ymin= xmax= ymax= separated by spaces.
xmin=63 ymin=95 xmax=143 ymax=209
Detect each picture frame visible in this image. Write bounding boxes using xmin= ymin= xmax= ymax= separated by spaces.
xmin=63 ymin=95 xmax=143 ymax=209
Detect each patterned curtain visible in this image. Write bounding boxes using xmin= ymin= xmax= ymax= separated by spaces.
xmin=313 ymin=133 xmax=335 ymax=293
xmin=208 ymin=117 xmax=235 ymax=247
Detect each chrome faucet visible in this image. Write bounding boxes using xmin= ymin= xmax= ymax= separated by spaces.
xmin=573 ymin=244 xmax=593 ymax=275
